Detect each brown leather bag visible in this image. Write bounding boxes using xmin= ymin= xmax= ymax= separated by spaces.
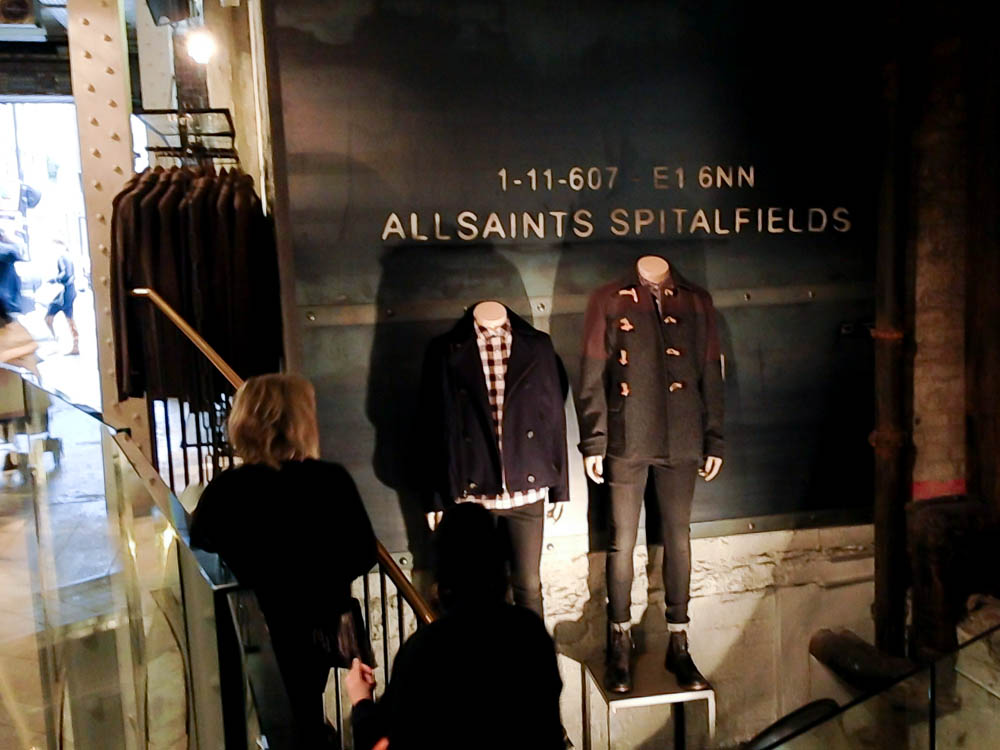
xmin=313 ymin=598 xmax=374 ymax=668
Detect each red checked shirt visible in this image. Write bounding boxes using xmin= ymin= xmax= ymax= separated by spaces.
xmin=457 ymin=320 xmax=547 ymax=510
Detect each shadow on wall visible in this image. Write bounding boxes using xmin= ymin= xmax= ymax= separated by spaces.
xmin=365 ymin=242 xmax=530 ymax=567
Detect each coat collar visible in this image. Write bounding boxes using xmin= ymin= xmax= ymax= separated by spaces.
xmin=623 ymin=261 xmax=695 ymax=293
xmin=446 ymin=303 xmax=541 ymax=406
xmin=446 ymin=303 xmax=540 ymax=346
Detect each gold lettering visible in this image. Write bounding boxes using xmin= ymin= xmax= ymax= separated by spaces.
xmin=767 ymin=207 xmax=784 ymax=233
xmin=409 ymin=213 xmax=428 ymax=241
xmin=735 ymin=207 xmax=751 ymax=233
xmin=698 ymin=166 xmax=713 ymax=188
xmin=457 ymin=211 xmax=479 ymax=240
xmin=659 ymin=209 xmax=667 ymax=234
xmin=808 ymin=208 xmax=828 ymax=232
xmin=523 ymin=212 xmax=545 ymax=239
xmin=787 ymin=208 xmax=803 ymax=233
xmin=653 ymin=166 xmax=670 ymax=189
xmin=717 ymin=166 xmax=733 ymax=188
xmin=433 ymin=213 xmax=452 ymax=240
xmin=573 ymin=209 xmax=594 ymax=238
xmin=757 ymin=208 xmax=765 ymax=232
xmin=482 ymin=212 xmax=506 ymax=239
xmin=690 ymin=209 xmax=711 ymax=234
xmin=610 ymin=208 xmax=630 ymax=236
xmin=672 ymin=208 xmax=687 ymax=234
xmin=713 ymin=209 xmax=730 ymax=235
xmin=549 ymin=211 xmax=568 ymax=238
xmin=635 ymin=208 xmax=655 ymax=235
xmin=832 ymin=207 xmax=852 ymax=232
xmin=381 ymin=212 xmax=406 ymax=241
xmin=738 ymin=165 xmax=754 ymax=187
xmin=509 ymin=212 xmax=518 ymax=239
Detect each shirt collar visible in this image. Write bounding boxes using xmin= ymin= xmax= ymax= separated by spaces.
xmin=638 ymin=273 xmax=675 ymax=295
xmin=475 ymin=318 xmax=512 ymax=341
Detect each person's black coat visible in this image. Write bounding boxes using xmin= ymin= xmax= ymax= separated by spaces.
xmin=578 ymin=266 xmax=724 ymax=463
xmin=190 ymin=458 xmax=376 ymax=623
xmin=351 ymin=602 xmax=564 ymax=750
xmin=419 ymin=307 xmax=569 ymax=510
xmin=190 ymin=459 xmax=376 ymax=744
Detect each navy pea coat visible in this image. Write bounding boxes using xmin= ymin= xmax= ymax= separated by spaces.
xmin=419 ymin=307 xmax=569 ymax=511
xmin=577 ymin=266 xmax=724 ymax=463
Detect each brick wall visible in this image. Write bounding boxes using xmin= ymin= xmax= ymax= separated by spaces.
xmin=910 ymin=36 xmax=967 ymax=501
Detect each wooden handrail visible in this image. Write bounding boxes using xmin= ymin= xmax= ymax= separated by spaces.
xmin=130 ymin=286 xmax=437 ymax=625
xmin=130 ymin=287 xmax=243 ymax=389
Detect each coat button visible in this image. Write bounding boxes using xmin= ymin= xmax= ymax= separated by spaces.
xmin=669 ymin=381 xmax=685 ymax=392
xmin=526 ymin=430 xmax=535 ymax=439
xmin=459 ymin=388 xmax=468 ymax=397
xmin=468 ymin=481 xmax=477 ymax=490
xmin=464 ymin=435 xmax=472 ymax=443
xmin=666 ymin=347 xmax=681 ymax=356
xmin=664 ymin=316 xmax=678 ymax=324
xmin=527 ymin=474 xmax=536 ymax=483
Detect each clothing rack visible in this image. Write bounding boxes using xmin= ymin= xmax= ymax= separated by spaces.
xmin=136 ymin=107 xmax=239 ymax=167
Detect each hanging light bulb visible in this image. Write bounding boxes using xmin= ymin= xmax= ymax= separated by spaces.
xmin=186 ymin=28 xmax=217 ymax=64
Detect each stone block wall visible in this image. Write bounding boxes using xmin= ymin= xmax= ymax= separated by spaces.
xmin=546 ymin=525 xmax=874 ymax=747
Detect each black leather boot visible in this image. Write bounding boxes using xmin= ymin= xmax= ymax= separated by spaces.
xmin=605 ymin=623 xmax=633 ymax=693
xmin=665 ymin=630 xmax=708 ymax=690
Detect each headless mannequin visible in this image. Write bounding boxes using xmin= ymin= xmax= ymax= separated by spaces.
xmin=583 ymin=256 xmax=723 ymax=485
xmin=427 ymin=301 xmax=509 ymax=531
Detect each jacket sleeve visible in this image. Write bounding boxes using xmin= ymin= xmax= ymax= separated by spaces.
xmin=350 ymin=699 xmax=386 ymax=750
xmin=699 ymin=292 xmax=725 ymax=459
xmin=330 ymin=464 xmax=378 ymax=581
xmin=550 ymin=351 xmax=570 ymax=503
xmin=188 ymin=477 xmax=225 ymax=552
xmin=577 ymin=288 xmax=611 ymax=457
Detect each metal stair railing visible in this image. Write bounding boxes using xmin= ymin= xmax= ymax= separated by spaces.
xmin=131 ymin=286 xmax=437 ymax=748
xmin=130 ymin=285 xmax=436 ymax=626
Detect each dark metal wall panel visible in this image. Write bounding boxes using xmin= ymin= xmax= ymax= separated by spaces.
xmin=272 ymin=0 xmax=882 ymax=552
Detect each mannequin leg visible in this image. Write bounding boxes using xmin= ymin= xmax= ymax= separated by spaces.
xmin=650 ymin=461 xmax=698 ymax=625
xmin=493 ymin=500 xmax=545 ymax=617
xmin=652 ymin=461 xmax=707 ymax=688
xmin=605 ymin=456 xmax=648 ymax=623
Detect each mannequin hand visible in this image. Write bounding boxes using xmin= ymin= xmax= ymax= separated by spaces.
xmin=426 ymin=510 xmax=443 ymax=530
xmin=584 ymin=455 xmax=605 ymax=484
xmin=345 ymin=658 xmax=376 ymax=706
xmin=700 ymin=456 xmax=723 ymax=482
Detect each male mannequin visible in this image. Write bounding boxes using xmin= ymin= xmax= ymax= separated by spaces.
xmin=578 ymin=256 xmax=724 ymax=693
xmin=420 ymin=301 xmax=569 ymax=618
xmin=427 ymin=302 xmax=508 ymax=531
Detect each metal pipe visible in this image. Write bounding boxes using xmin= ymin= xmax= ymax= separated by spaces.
xmin=380 ymin=571 xmax=390 ymax=675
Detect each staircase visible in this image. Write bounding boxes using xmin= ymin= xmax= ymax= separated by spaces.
xmin=0 ymin=287 xmax=436 ymax=750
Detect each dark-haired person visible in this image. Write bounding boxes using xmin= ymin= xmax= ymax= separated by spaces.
xmin=191 ymin=374 xmax=376 ymax=747
xmin=44 ymin=241 xmax=80 ymax=355
xmin=347 ymin=503 xmax=564 ymax=750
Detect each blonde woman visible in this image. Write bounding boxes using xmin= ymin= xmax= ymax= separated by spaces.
xmin=191 ymin=374 xmax=375 ymax=746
